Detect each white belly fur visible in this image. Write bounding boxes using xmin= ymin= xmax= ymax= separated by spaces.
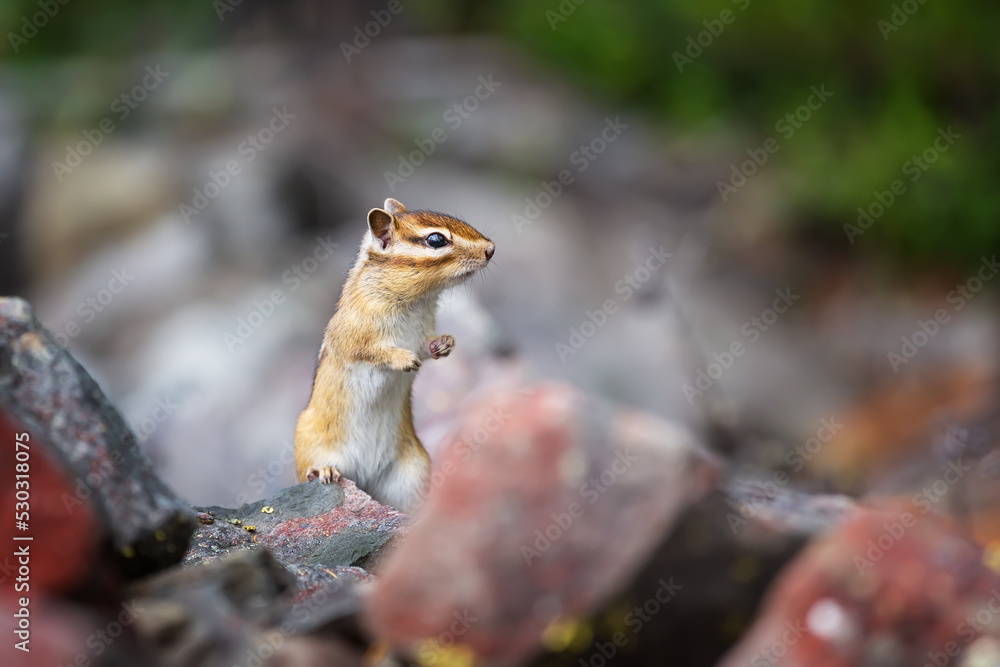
xmin=322 ymin=298 xmax=437 ymax=498
xmin=339 ymin=364 xmax=413 ymax=487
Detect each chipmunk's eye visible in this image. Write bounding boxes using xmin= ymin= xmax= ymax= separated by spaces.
xmin=426 ymin=233 xmax=450 ymax=249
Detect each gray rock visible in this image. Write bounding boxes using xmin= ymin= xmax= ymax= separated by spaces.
xmin=0 ymin=296 xmax=194 ymax=578
xmin=131 ymin=549 xmax=366 ymax=667
xmin=188 ymin=478 xmax=408 ymax=574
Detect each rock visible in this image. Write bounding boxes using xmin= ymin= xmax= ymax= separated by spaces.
xmin=363 ymin=383 xmax=719 ymax=666
xmin=263 ymin=636 xmax=364 ymax=667
xmin=0 ymin=408 xmax=155 ymax=667
xmin=518 ymin=481 xmax=854 ymax=667
xmin=0 ymin=297 xmax=194 ymax=578
xmin=723 ymin=475 xmax=856 ymax=537
xmin=187 ymin=479 xmax=407 ymax=577
xmin=131 ymin=549 xmax=366 ymax=667
xmin=0 ymin=596 xmax=154 ymax=667
xmin=0 ymin=410 xmax=106 ymax=600
xmin=719 ymin=502 xmax=1000 ymax=667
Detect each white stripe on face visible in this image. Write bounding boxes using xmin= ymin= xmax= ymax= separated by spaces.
xmin=392 ymin=229 xmax=454 ymax=258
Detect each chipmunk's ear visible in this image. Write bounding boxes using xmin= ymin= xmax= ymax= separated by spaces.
xmin=384 ymin=198 xmax=406 ymax=214
xmin=367 ymin=208 xmax=396 ymax=249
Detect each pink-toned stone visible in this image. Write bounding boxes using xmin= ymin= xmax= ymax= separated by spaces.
xmin=364 ymin=383 xmax=718 ymax=666
xmin=720 ymin=502 xmax=1000 ymax=667
xmin=187 ymin=478 xmax=407 ymax=581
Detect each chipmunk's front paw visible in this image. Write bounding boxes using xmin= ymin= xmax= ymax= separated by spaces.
xmin=388 ymin=348 xmax=422 ymax=372
xmin=428 ymin=335 xmax=455 ymax=359
xmin=306 ymin=466 xmax=341 ymax=484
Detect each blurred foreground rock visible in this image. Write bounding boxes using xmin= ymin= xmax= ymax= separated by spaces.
xmin=721 ymin=503 xmax=1000 ymax=667
xmin=0 ymin=296 xmax=186 ymax=666
xmin=364 ymin=383 xmax=722 ymax=665
xmin=360 ymin=383 xmax=861 ymax=666
xmin=0 ymin=297 xmax=382 ymax=666
xmin=0 ymin=410 xmax=158 ymax=667
xmin=0 ymin=294 xmax=876 ymax=667
xmin=0 ymin=297 xmax=194 ymax=577
xmin=131 ymin=549 xmax=366 ymax=667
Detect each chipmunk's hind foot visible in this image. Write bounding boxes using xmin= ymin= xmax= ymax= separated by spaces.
xmin=305 ymin=466 xmax=340 ymax=484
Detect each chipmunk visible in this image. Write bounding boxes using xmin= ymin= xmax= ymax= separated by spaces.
xmin=294 ymin=197 xmax=495 ymax=512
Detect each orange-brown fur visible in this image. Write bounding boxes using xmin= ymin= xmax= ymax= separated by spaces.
xmin=294 ymin=198 xmax=494 ymax=512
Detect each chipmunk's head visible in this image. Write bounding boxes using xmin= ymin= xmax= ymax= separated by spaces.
xmin=364 ymin=198 xmax=495 ymax=297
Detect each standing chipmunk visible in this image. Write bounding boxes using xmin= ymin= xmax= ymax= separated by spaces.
xmin=294 ymin=197 xmax=495 ymax=512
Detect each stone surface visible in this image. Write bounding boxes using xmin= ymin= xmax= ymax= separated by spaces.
xmin=364 ymin=383 xmax=720 ymax=666
xmin=719 ymin=503 xmax=1000 ymax=667
xmin=0 ymin=597 xmax=153 ymax=667
xmin=0 ymin=409 xmax=150 ymax=667
xmin=188 ymin=478 xmax=407 ymax=576
xmin=523 ymin=483 xmax=853 ymax=666
xmin=0 ymin=410 xmax=105 ymax=600
xmin=0 ymin=297 xmax=194 ymax=578
xmin=131 ymin=549 xmax=367 ymax=667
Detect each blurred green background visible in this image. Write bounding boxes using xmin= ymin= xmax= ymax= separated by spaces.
xmin=3 ymin=0 xmax=998 ymax=269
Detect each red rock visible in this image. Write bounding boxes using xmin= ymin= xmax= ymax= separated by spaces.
xmin=364 ymin=383 xmax=718 ymax=666
xmin=0 ymin=410 xmax=104 ymax=599
xmin=719 ymin=502 xmax=1000 ymax=667
xmin=187 ymin=478 xmax=408 ymax=578
xmin=0 ymin=297 xmax=194 ymax=578
xmin=0 ymin=593 xmax=154 ymax=667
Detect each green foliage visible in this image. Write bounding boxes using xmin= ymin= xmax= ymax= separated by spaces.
xmin=429 ymin=0 xmax=1000 ymax=269
xmin=0 ymin=0 xmax=218 ymax=61
xmin=6 ymin=0 xmax=998 ymax=267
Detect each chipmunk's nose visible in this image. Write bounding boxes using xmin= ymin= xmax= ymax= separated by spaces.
xmin=485 ymin=243 xmax=495 ymax=261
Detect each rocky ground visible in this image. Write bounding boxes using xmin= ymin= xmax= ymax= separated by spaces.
xmin=3 ymin=293 xmax=1000 ymax=667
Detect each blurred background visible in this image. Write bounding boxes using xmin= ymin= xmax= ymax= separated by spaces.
xmin=8 ymin=2 xmax=1000 ymax=666
xmin=1 ymin=0 xmax=998 ymax=531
